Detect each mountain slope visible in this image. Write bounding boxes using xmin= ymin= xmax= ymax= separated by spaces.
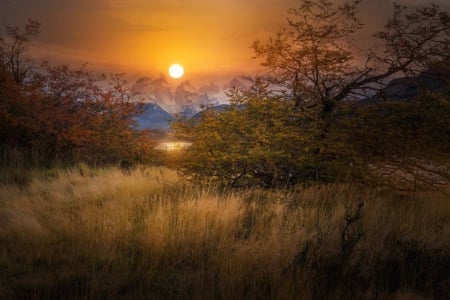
xmin=135 ymin=103 xmax=173 ymax=130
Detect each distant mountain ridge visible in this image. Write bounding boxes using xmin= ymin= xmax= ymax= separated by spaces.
xmin=135 ymin=103 xmax=173 ymax=130
xmin=135 ymin=72 xmax=449 ymax=131
xmin=135 ymin=103 xmax=246 ymax=131
xmin=359 ymin=72 xmax=449 ymax=104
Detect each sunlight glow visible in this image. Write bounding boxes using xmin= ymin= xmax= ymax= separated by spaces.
xmin=168 ymin=64 xmax=184 ymax=79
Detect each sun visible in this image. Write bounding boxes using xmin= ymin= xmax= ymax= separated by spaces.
xmin=168 ymin=64 xmax=184 ymax=79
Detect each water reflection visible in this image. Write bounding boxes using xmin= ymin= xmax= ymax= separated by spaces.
xmin=155 ymin=141 xmax=192 ymax=151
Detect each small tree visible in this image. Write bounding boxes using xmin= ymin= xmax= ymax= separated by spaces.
xmin=174 ymin=79 xmax=364 ymax=187
xmin=0 ymin=19 xmax=40 ymax=84
xmin=0 ymin=21 xmax=154 ymax=165
xmin=0 ymin=20 xmax=41 ymax=151
xmin=30 ymin=63 xmax=153 ymax=164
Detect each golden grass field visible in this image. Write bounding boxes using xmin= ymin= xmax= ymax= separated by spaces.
xmin=0 ymin=165 xmax=449 ymax=299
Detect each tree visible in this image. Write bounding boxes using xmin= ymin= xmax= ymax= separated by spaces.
xmin=0 ymin=19 xmax=40 ymax=84
xmin=0 ymin=20 xmax=41 ymax=153
xmin=0 ymin=21 xmax=154 ymax=165
xmin=29 ymin=63 xmax=153 ymax=164
xmin=253 ymin=0 xmax=450 ymax=115
xmin=0 ymin=68 xmax=37 ymax=150
xmin=174 ymin=0 xmax=450 ymax=188
xmin=343 ymin=60 xmax=450 ymax=190
xmin=174 ymin=79 xmax=364 ymax=187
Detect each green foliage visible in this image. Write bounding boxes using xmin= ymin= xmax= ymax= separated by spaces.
xmin=173 ymin=80 xmax=364 ymax=187
xmin=346 ymin=90 xmax=450 ymax=189
xmin=174 ymin=71 xmax=450 ymax=188
xmin=173 ymin=1 xmax=450 ymax=189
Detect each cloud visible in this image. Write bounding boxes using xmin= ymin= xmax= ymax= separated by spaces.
xmin=222 ymin=76 xmax=254 ymax=92
xmin=131 ymin=75 xmax=225 ymax=112
xmin=198 ymin=82 xmax=221 ymax=95
xmin=131 ymin=75 xmax=175 ymax=110
xmin=174 ymin=81 xmax=198 ymax=106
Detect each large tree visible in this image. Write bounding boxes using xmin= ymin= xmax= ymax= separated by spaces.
xmin=252 ymin=0 xmax=450 ymax=114
xmin=174 ymin=0 xmax=450 ymax=188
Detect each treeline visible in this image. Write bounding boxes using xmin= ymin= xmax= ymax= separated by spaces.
xmin=0 ymin=20 xmax=153 ymax=166
xmin=173 ymin=1 xmax=450 ymax=190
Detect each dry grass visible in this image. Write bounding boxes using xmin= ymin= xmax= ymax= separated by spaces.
xmin=0 ymin=166 xmax=449 ymax=299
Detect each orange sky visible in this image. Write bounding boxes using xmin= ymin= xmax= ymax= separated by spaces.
xmin=0 ymin=0 xmax=302 ymax=81
xmin=1 ymin=0 xmax=448 ymax=84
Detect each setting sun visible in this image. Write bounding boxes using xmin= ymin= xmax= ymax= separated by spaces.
xmin=168 ymin=64 xmax=184 ymax=79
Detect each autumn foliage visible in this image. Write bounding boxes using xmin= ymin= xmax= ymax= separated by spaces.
xmin=0 ymin=20 xmax=153 ymax=165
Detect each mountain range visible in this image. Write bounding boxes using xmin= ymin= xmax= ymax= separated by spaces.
xmin=136 ymin=74 xmax=449 ymax=131
xmin=135 ymin=103 xmax=239 ymax=131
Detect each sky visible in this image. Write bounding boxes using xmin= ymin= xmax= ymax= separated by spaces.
xmin=0 ymin=0 xmax=299 ymax=80
xmin=1 ymin=0 xmax=449 ymax=111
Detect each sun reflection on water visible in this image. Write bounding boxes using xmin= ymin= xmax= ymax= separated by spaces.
xmin=155 ymin=141 xmax=192 ymax=151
